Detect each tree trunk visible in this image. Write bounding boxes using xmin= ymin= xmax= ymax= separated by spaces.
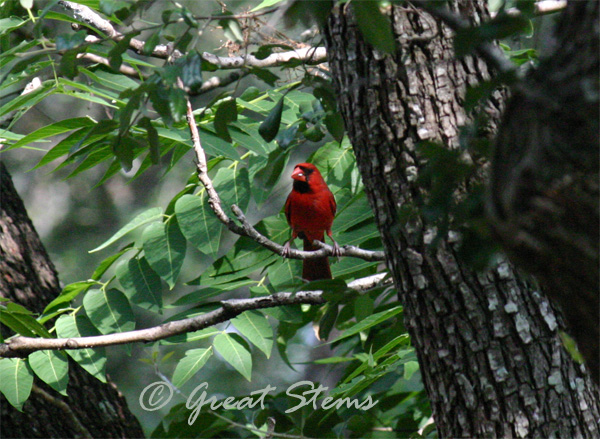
xmin=0 ymin=162 xmax=145 ymax=438
xmin=488 ymin=1 xmax=599 ymax=382
xmin=324 ymin=2 xmax=599 ymax=438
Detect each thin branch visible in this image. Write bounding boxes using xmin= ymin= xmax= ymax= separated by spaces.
xmin=202 ymin=47 xmax=327 ymax=69
xmin=181 ymin=81 xmax=385 ymax=262
xmin=409 ymin=0 xmax=519 ymax=78
xmin=81 ymin=34 xmax=249 ymax=94
xmin=0 ymin=274 xmax=389 ymax=358
xmin=59 ymin=0 xmax=328 ymax=69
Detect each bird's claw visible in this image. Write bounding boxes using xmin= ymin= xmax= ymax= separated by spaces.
xmin=281 ymin=241 xmax=292 ymax=258
xmin=331 ymin=241 xmax=342 ymax=259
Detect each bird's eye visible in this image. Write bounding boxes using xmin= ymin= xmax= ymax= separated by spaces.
xmin=298 ymin=172 xmax=304 ymax=177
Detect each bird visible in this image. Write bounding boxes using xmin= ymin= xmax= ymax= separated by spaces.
xmin=282 ymin=163 xmax=341 ymax=280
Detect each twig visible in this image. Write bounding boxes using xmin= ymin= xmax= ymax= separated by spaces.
xmin=409 ymin=0 xmax=519 ymax=78
xmin=192 ymin=6 xmax=281 ymax=21
xmin=181 ymin=80 xmax=385 ymax=262
xmin=0 ymin=274 xmax=388 ymax=357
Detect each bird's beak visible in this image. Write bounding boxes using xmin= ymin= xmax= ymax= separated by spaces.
xmin=291 ymin=167 xmax=305 ymax=182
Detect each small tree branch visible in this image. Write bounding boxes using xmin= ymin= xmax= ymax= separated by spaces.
xmin=59 ymin=0 xmax=327 ymax=68
xmin=201 ymin=47 xmax=327 ymax=69
xmin=181 ymin=81 xmax=385 ymax=262
xmin=0 ymin=274 xmax=388 ymax=357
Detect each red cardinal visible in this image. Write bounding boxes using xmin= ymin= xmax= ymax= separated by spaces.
xmin=282 ymin=163 xmax=341 ymax=280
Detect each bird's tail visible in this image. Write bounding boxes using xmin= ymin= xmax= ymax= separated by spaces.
xmin=302 ymin=234 xmax=331 ymax=281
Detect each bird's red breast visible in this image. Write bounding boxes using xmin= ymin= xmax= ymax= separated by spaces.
xmin=284 ymin=163 xmax=336 ymax=280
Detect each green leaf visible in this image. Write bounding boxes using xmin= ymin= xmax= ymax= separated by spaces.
xmin=324 ymin=112 xmax=345 ymax=143
xmin=353 ymin=1 xmax=396 ymax=54
xmin=170 ymin=279 xmax=256 ymax=307
xmin=249 ymin=149 xmax=290 ymax=205
xmin=28 ymin=350 xmax=69 ymax=396
xmin=354 ymin=294 xmax=374 ymax=322
xmin=229 ymin=123 xmax=269 ymax=156
xmin=61 ymin=49 xmax=80 ymax=79
xmin=0 ymin=17 xmax=26 ymax=35
xmin=143 ymin=32 xmax=160 ymax=55
xmin=559 ymin=331 xmax=585 ymax=364
xmin=180 ymin=51 xmax=203 ymax=92
xmin=55 ymin=314 xmax=107 ymax=382
xmin=240 ymin=86 xmax=260 ymax=101
xmin=251 ymin=67 xmax=279 ymax=86
xmin=41 ymin=281 xmax=95 ymax=318
xmin=258 ymin=95 xmax=284 ymax=142
xmin=212 ymin=166 xmax=250 ymax=217
xmin=116 ymin=257 xmax=162 ymax=312
xmin=0 ymin=309 xmax=36 ymax=338
xmin=330 ymin=306 xmax=403 ymax=344
xmin=303 ymin=124 xmax=325 ymax=142
xmin=56 ymin=30 xmax=87 ymax=51
xmin=169 ymin=87 xmax=187 ymax=123
xmin=171 ymin=348 xmax=213 ymax=387
xmin=91 ymin=243 xmax=134 ymax=280
xmin=251 ymin=0 xmax=285 ymax=11
xmin=0 ymin=304 xmax=52 ymax=338
xmin=142 ymin=220 xmax=187 ymax=289
xmin=231 ymin=311 xmax=273 ymax=358
xmin=175 ymin=193 xmax=222 ymax=256
xmin=0 ymin=358 xmax=33 ymax=411
xmin=310 ymin=140 xmax=356 ymax=190
xmin=90 ymin=207 xmax=163 ymax=253
xmin=333 ymin=192 xmax=374 ymax=233
xmin=214 ymin=98 xmax=237 ymax=142
xmin=100 ymin=0 xmax=130 ymax=15
xmin=213 ymin=333 xmax=252 ymax=381
xmin=0 ymin=81 xmax=55 ymax=118
xmin=32 ymin=119 xmax=118 ymax=170
xmin=219 ymin=17 xmax=243 ymax=42
xmin=318 ymin=302 xmax=339 ymax=341
xmin=139 ymin=117 xmax=161 ymax=164
xmin=162 ymin=327 xmax=220 ymax=345
xmin=108 ymin=31 xmax=140 ymax=71
xmin=83 ymin=288 xmax=135 ymax=334
xmin=193 ymin=236 xmax=276 ymax=286
xmin=267 ymin=258 xmax=300 ymax=289
xmin=5 ymin=117 xmax=96 ymax=152
xmin=253 ymin=44 xmax=294 ymax=60
xmin=404 ymin=360 xmax=419 ymax=380
xmin=65 ymin=142 xmax=114 ymax=178
xmin=81 ymin=67 xmax=139 ymax=92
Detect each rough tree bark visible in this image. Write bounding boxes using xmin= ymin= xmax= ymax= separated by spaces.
xmin=0 ymin=162 xmax=144 ymax=438
xmin=324 ymin=1 xmax=599 ymax=438
xmin=488 ymin=1 xmax=599 ymax=382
